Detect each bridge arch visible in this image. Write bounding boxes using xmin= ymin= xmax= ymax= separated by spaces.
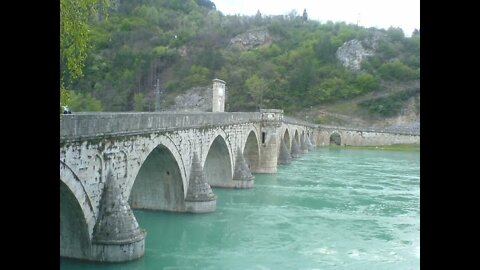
xmin=294 ymin=129 xmax=300 ymax=145
xmin=204 ymin=134 xmax=233 ymax=187
xmin=129 ymin=140 xmax=186 ymax=212
xmin=243 ymin=129 xmax=260 ymax=173
xmin=128 ymin=135 xmax=187 ymax=196
xmin=60 ymin=161 xmax=95 ymax=259
xmin=283 ymin=128 xmax=291 ymax=152
xmin=330 ymin=131 xmax=342 ymax=145
xmin=60 ymin=180 xmax=91 ymax=259
xmin=60 ymin=161 xmax=96 ymax=235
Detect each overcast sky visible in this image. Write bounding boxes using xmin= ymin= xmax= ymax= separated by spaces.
xmin=213 ymin=0 xmax=420 ymax=36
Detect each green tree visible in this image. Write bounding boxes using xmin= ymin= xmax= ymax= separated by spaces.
xmin=67 ymin=89 xmax=103 ymax=111
xmin=60 ymin=0 xmax=110 ymax=80
xmin=386 ymin=26 xmax=405 ymax=42
xmin=315 ymin=34 xmax=335 ymax=63
xmin=353 ymin=73 xmax=379 ymax=93
xmin=196 ymin=0 xmax=216 ymax=9
xmin=133 ymin=93 xmax=145 ymax=111
xmin=60 ymin=0 xmax=110 ymax=107
xmin=412 ymin=28 xmax=420 ymax=37
xmin=378 ymin=60 xmax=418 ymax=81
xmin=245 ymin=75 xmax=268 ymax=110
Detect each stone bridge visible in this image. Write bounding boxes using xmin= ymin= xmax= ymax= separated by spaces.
xmin=314 ymin=124 xmax=420 ymax=146
xmin=60 ymin=109 xmax=318 ymax=262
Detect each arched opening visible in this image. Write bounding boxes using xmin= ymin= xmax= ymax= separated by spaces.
xmin=283 ymin=129 xmax=291 ymax=152
xmin=294 ymin=130 xmax=300 ymax=145
xmin=60 ymin=180 xmax=90 ymax=259
xmin=330 ymin=132 xmax=341 ymax=146
xmin=129 ymin=145 xmax=185 ymax=212
xmin=244 ymin=131 xmax=260 ymax=173
xmin=205 ymin=135 xmax=232 ymax=187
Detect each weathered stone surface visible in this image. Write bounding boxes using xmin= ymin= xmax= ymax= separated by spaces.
xmin=185 ymin=200 xmax=217 ymax=213
xmin=278 ymin=139 xmax=292 ymax=164
xmin=305 ymin=135 xmax=315 ymax=151
xmin=185 ymin=152 xmax=217 ymax=212
xmin=90 ymin=172 xmax=146 ymax=262
xmin=316 ymin=126 xmax=420 ymax=147
xmin=185 ymin=152 xmax=217 ymax=202
xmin=291 ymin=138 xmax=301 ymax=158
xmin=92 ymin=172 xmax=145 ymax=245
xmin=212 ymin=79 xmax=226 ymax=112
xmin=60 ymin=181 xmax=91 ymax=260
xmin=90 ymin=239 xmax=145 ymax=262
xmin=129 ymin=145 xmax=186 ymax=212
xmin=232 ymin=147 xmax=254 ymax=187
xmin=309 ymin=135 xmax=317 ymax=147
xmin=300 ymin=136 xmax=309 ymax=153
xmin=256 ymin=109 xmax=283 ymax=173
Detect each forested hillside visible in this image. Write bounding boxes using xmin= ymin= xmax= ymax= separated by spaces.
xmin=60 ymin=0 xmax=419 ymax=123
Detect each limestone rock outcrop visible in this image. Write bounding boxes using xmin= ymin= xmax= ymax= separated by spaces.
xmin=336 ymin=32 xmax=383 ymax=71
xmin=228 ymin=28 xmax=273 ymax=50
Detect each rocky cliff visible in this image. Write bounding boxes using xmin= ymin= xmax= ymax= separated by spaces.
xmin=228 ymin=28 xmax=273 ymax=50
xmin=335 ymin=32 xmax=383 ymax=71
xmin=170 ymin=86 xmax=212 ymax=112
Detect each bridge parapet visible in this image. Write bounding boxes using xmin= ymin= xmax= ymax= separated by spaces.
xmin=61 ymin=112 xmax=262 ymax=141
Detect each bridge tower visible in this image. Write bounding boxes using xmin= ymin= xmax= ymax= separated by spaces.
xmin=257 ymin=109 xmax=283 ymax=173
xmin=212 ymin=79 xmax=226 ymax=112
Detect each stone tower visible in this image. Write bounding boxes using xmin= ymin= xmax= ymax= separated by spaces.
xmin=212 ymin=79 xmax=226 ymax=112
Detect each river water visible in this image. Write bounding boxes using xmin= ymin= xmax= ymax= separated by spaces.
xmin=61 ymin=147 xmax=420 ymax=270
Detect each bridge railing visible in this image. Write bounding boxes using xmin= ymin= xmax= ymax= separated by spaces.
xmin=60 ymin=112 xmax=262 ymax=140
xmin=60 ymin=111 xmax=418 ymax=141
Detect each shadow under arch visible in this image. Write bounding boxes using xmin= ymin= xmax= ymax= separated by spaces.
xmin=129 ymin=144 xmax=185 ymax=212
xmin=60 ymin=179 xmax=91 ymax=260
xmin=244 ymin=129 xmax=260 ymax=173
xmin=205 ymin=135 xmax=232 ymax=187
xmin=294 ymin=130 xmax=300 ymax=145
xmin=283 ymin=128 xmax=291 ymax=152
xmin=330 ymin=132 xmax=341 ymax=146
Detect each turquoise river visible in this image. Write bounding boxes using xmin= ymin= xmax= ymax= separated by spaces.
xmin=60 ymin=147 xmax=420 ymax=270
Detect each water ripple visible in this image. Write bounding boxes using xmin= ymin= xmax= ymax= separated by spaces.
xmin=61 ymin=148 xmax=419 ymax=270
